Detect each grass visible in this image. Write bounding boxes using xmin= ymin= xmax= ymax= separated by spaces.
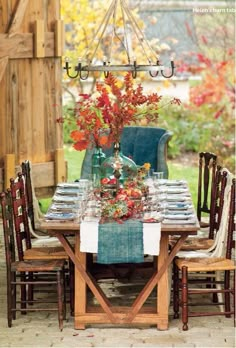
xmin=40 ymin=146 xmax=199 ymax=212
xmin=64 ymin=145 xmax=85 ymax=181
xmin=168 ymin=161 xmax=198 ymax=209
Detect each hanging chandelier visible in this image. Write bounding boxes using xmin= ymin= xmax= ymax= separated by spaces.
xmin=63 ymin=0 xmax=175 ymax=80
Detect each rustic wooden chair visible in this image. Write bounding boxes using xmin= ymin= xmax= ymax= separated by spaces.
xmin=9 ymin=173 xmax=74 ymax=315
xmin=173 ymin=178 xmax=235 ymax=331
xmin=0 ymin=190 xmax=66 ymax=330
xmin=197 ymin=152 xmax=217 ymax=229
xmin=169 ymin=166 xmax=226 ymax=251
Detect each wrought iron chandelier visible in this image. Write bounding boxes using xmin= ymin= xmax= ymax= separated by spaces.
xmin=63 ymin=0 xmax=175 ymax=80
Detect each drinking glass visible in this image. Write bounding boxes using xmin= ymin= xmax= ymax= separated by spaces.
xmin=153 ymin=171 xmax=164 ymax=180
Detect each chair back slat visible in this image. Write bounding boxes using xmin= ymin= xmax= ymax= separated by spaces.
xmin=21 ymin=160 xmax=35 ymax=230
xmin=208 ymin=165 xmax=225 ymax=239
xmin=197 ymin=152 xmax=217 ymax=222
xmin=226 ymin=179 xmax=235 ymax=259
xmin=211 ymin=171 xmax=234 ymax=258
xmin=10 ymin=173 xmax=32 ymax=261
xmin=0 ymin=190 xmax=16 ymax=270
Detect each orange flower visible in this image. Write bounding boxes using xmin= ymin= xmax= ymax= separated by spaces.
xmin=71 ymin=72 xmax=179 ymax=150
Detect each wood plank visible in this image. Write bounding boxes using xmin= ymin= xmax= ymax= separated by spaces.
xmin=74 ymin=312 xmax=166 ymax=325
xmin=8 ymin=60 xmax=18 ymax=156
xmin=0 ymin=168 xmax=4 ymax=192
xmin=0 ymin=33 xmax=32 ymax=58
xmin=55 ymin=20 xmax=64 ymax=57
xmin=0 ymin=56 xmax=8 ymax=83
xmin=0 ymin=0 xmax=18 ymax=33
xmin=74 ymin=231 xmax=86 ymax=329
xmin=23 ymin=0 xmax=43 ymax=32
xmin=55 ymin=148 xmax=66 ymax=183
xmin=156 ymin=234 xmax=169 ymax=330
xmin=8 ymin=0 xmax=29 ymax=35
xmin=31 ymin=58 xmax=46 ymax=162
xmin=18 ymin=58 xmax=32 ymax=163
xmin=46 ymin=0 xmax=60 ymax=29
xmin=31 ymin=162 xmax=55 ymax=188
xmin=54 ymin=60 xmax=64 ymax=149
xmin=0 ymin=33 xmax=55 ymax=59
xmin=56 ymin=234 xmax=117 ymax=325
xmin=34 ymin=20 xmax=45 ymax=57
xmin=0 ymin=57 xmax=9 ymax=167
xmin=126 ymin=234 xmax=190 ymax=323
xmin=44 ymin=57 xmax=59 ymax=153
xmin=4 ymin=154 xmax=15 ymax=189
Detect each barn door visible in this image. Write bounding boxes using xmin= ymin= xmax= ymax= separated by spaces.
xmin=0 ymin=0 xmax=66 ymax=194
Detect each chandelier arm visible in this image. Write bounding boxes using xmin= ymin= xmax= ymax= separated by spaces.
xmin=120 ymin=3 xmax=132 ymax=63
xmin=79 ymin=69 xmax=90 ymax=80
xmin=106 ymin=0 xmax=118 ymax=64
xmin=149 ymin=70 xmax=159 ymax=78
xmin=83 ymin=0 xmax=116 ymax=62
xmin=64 ymin=61 xmax=79 ymax=79
xmin=160 ymin=61 xmax=175 ymax=78
xmin=122 ymin=0 xmax=157 ymax=63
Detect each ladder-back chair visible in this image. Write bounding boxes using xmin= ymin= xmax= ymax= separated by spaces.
xmin=169 ymin=166 xmax=226 ymax=251
xmin=9 ymin=173 xmax=74 ymax=314
xmin=173 ymin=178 xmax=235 ymax=330
xmin=0 ymin=190 xmax=66 ymax=330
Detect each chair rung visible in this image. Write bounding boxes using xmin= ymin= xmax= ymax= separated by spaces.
xmin=189 ymin=311 xmax=234 ymax=317
xmin=188 ymin=302 xmax=225 ymax=307
xmin=189 ymin=289 xmax=233 ymax=294
xmin=12 ymin=281 xmax=58 ymax=285
xmin=12 ymin=308 xmax=58 ymax=312
xmin=16 ymin=300 xmax=59 ymax=304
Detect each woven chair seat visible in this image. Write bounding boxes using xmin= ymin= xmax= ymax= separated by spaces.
xmin=175 ymin=257 xmax=236 ymax=272
xmin=24 ymin=247 xmax=68 ymax=260
xmin=13 ymin=259 xmax=65 ymax=272
xmin=169 ymin=236 xmax=214 ymax=251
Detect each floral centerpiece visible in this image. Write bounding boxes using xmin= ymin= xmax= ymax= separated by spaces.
xmin=70 ymin=72 xmax=181 ymax=150
xmin=100 ymin=163 xmax=151 ymax=222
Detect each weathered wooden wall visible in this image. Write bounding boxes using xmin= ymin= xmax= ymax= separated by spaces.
xmin=0 ymin=0 xmax=66 ymax=195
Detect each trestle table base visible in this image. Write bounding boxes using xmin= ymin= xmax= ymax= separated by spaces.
xmin=52 ymin=230 xmax=193 ymax=330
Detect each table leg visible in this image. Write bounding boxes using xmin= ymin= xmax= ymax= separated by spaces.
xmin=157 ymin=234 xmax=169 ymax=330
xmin=126 ymin=234 xmax=189 ymax=324
xmin=74 ymin=233 xmax=86 ymax=330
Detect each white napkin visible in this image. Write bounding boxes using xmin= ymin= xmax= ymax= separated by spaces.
xmin=80 ymin=218 xmax=99 ymax=253
xmin=143 ymin=222 xmax=161 ymax=255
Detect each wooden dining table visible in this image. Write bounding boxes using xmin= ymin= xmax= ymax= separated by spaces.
xmin=41 ymin=193 xmax=200 ymax=330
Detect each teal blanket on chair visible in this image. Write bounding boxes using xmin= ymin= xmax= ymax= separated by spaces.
xmin=97 ymin=220 xmax=144 ymax=264
xmin=80 ymin=126 xmax=173 ymax=179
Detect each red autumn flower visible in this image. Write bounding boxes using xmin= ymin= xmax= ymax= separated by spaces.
xmin=71 ymin=72 xmax=180 ymax=151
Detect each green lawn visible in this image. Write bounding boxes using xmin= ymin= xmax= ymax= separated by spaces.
xmin=40 ymin=146 xmax=199 ymax=212
xmin=64 ymin=145 xmax=85 ymax=181
xmin=168 ymin=161 xmax=198 ymax=209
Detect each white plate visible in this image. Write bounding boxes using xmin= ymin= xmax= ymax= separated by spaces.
xmin=166 ymin=188 xmax=189 ymax=194
xmin=166 ymin=195 xmax=191 ymax=202
xmin=44 ymin=212 xmax=76 ymax=220
xmin=53 ymin=195 xmax=80 ymax=203
xmin=166 ymin=203 xmax=192 ymax=210
xmin=162 ymin=218 xmax=196 ymax=225
xmin=164 ymin=213 xmax=195 ymax=220
xmin=57 ymin=182 xmax=81 ymax=188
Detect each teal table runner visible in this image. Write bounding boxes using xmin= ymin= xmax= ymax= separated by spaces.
xmin=97 ymin=219 xmax=144 ymax=264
